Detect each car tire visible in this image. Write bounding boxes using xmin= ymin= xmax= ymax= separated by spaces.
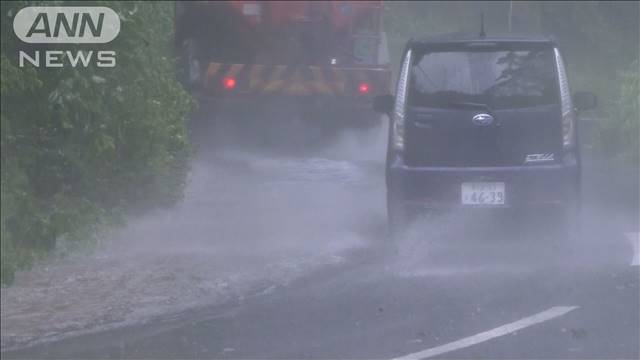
xmin=541 ymin=203 xmax=580 ymax=246
xmin=559 ymin=203 xmax=581 ymax=241
xmin=387 ymin=193 xmax=408 ymax=244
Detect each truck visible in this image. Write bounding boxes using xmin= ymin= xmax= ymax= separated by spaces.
xmin=175 ymin=1 xmax=391 ymax=145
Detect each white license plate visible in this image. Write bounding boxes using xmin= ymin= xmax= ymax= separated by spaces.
xmin=461 ymin=182 xmax=505 ymax=205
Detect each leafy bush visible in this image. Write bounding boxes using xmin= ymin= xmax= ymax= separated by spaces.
xmin=598 ymin=60 xmax=639 ymax=165
xmin=1 ymin=1 xmax=194 ymax=284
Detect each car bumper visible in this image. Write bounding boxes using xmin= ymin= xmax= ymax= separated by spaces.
xmin=387 ymin=155 xmax=580 ymax=212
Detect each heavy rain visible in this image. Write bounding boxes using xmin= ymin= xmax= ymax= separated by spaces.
xmin=1 ymin=1 xmax=638 ymax=359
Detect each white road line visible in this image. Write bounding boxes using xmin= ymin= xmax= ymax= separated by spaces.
xmin=626 ymin=232 xmax=640 ymax=266
xmin=392 ymin=306 xmax=579 ymax=360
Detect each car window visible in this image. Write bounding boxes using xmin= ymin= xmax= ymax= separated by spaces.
xmin=409 ymin=47 xmax=559 ymax=110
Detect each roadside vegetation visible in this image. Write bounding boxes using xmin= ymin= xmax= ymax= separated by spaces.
xmin=1 ymin=1 xmax=637 ymax=285
xmin=1 ymin=1 xmax=194 ymax=284
xmin=385 ymin=1 xmax=639 ymax=166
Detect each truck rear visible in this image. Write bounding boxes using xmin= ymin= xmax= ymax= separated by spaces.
xmin=176 ymin=1 xmax=391 ymax=144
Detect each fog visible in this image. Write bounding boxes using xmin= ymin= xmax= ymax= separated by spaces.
xmin=1 ymin=1 xmax=638 ymax=358
xmin=3 ymin=92 xmax=637 ymax=354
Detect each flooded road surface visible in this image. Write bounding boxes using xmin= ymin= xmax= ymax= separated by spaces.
xmin=2 ymin=121 xmax=638 ymax=359
xmin=0 ymin=140 xmax=386 ymax=351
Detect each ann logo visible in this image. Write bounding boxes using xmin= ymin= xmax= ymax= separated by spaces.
xmin=26 ymin=11 xmax=105 ymax=39
xmin=13 ymin=7 xmax=120 ymax=44
xmin=13 ymin=7 xmax=120 ymax=68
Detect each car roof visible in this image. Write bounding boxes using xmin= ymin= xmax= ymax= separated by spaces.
xmin=408 ymin=33 xmax=556 ymax=47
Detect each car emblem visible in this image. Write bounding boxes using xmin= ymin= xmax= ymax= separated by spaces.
xmin=472 ymin=113 xmax=494 ymax=126
xmin=525 ymin=153 xmax=555 ymax=163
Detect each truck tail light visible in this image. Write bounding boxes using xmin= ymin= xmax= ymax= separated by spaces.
xmin=222 ymin=77 xmax=236 ymax=90
xmin=358 ymin=82 xmax=370 ymax=95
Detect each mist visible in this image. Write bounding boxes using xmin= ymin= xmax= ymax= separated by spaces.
xmin=1 ymin=1 xmax=638 ymax=358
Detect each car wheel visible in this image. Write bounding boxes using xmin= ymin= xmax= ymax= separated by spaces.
xmin=387 ymin=194 xmax=408 ymax=244
xmin=541 ymin=204 xmax=580 ymax=245
xmin=559 ymin=203 xmax=581 ymax=241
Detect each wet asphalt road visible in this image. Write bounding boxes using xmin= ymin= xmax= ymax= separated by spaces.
xmin=3 ymin=119 xmax=639 ymax=359
xmin=8 ymin=258 xmax=638 ymax=360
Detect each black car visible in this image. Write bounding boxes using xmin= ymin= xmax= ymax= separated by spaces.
xmin=373 ymin=34 xmax=597 ymax=238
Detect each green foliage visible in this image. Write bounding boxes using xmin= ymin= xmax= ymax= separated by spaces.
xmin=598 ymin=60 xmax=639 ymax=164
xmin=619 ymin=62 xmax=640 ymax=162
xmin=1 ymin=1 xmax=194 ymax=284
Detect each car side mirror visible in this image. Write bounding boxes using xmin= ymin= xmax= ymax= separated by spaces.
xmin=573 ymin=91 xmax=597 ymax=111
xmin=373 ymin=94 xmax=394 ymax=115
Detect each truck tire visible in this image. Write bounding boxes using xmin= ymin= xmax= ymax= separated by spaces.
xmin=182 ymin=39 xmax=203 ymax=89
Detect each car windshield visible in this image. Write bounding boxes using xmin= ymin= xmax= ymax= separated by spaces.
xmin=409 ymin=46 xmax=559 ymax=109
